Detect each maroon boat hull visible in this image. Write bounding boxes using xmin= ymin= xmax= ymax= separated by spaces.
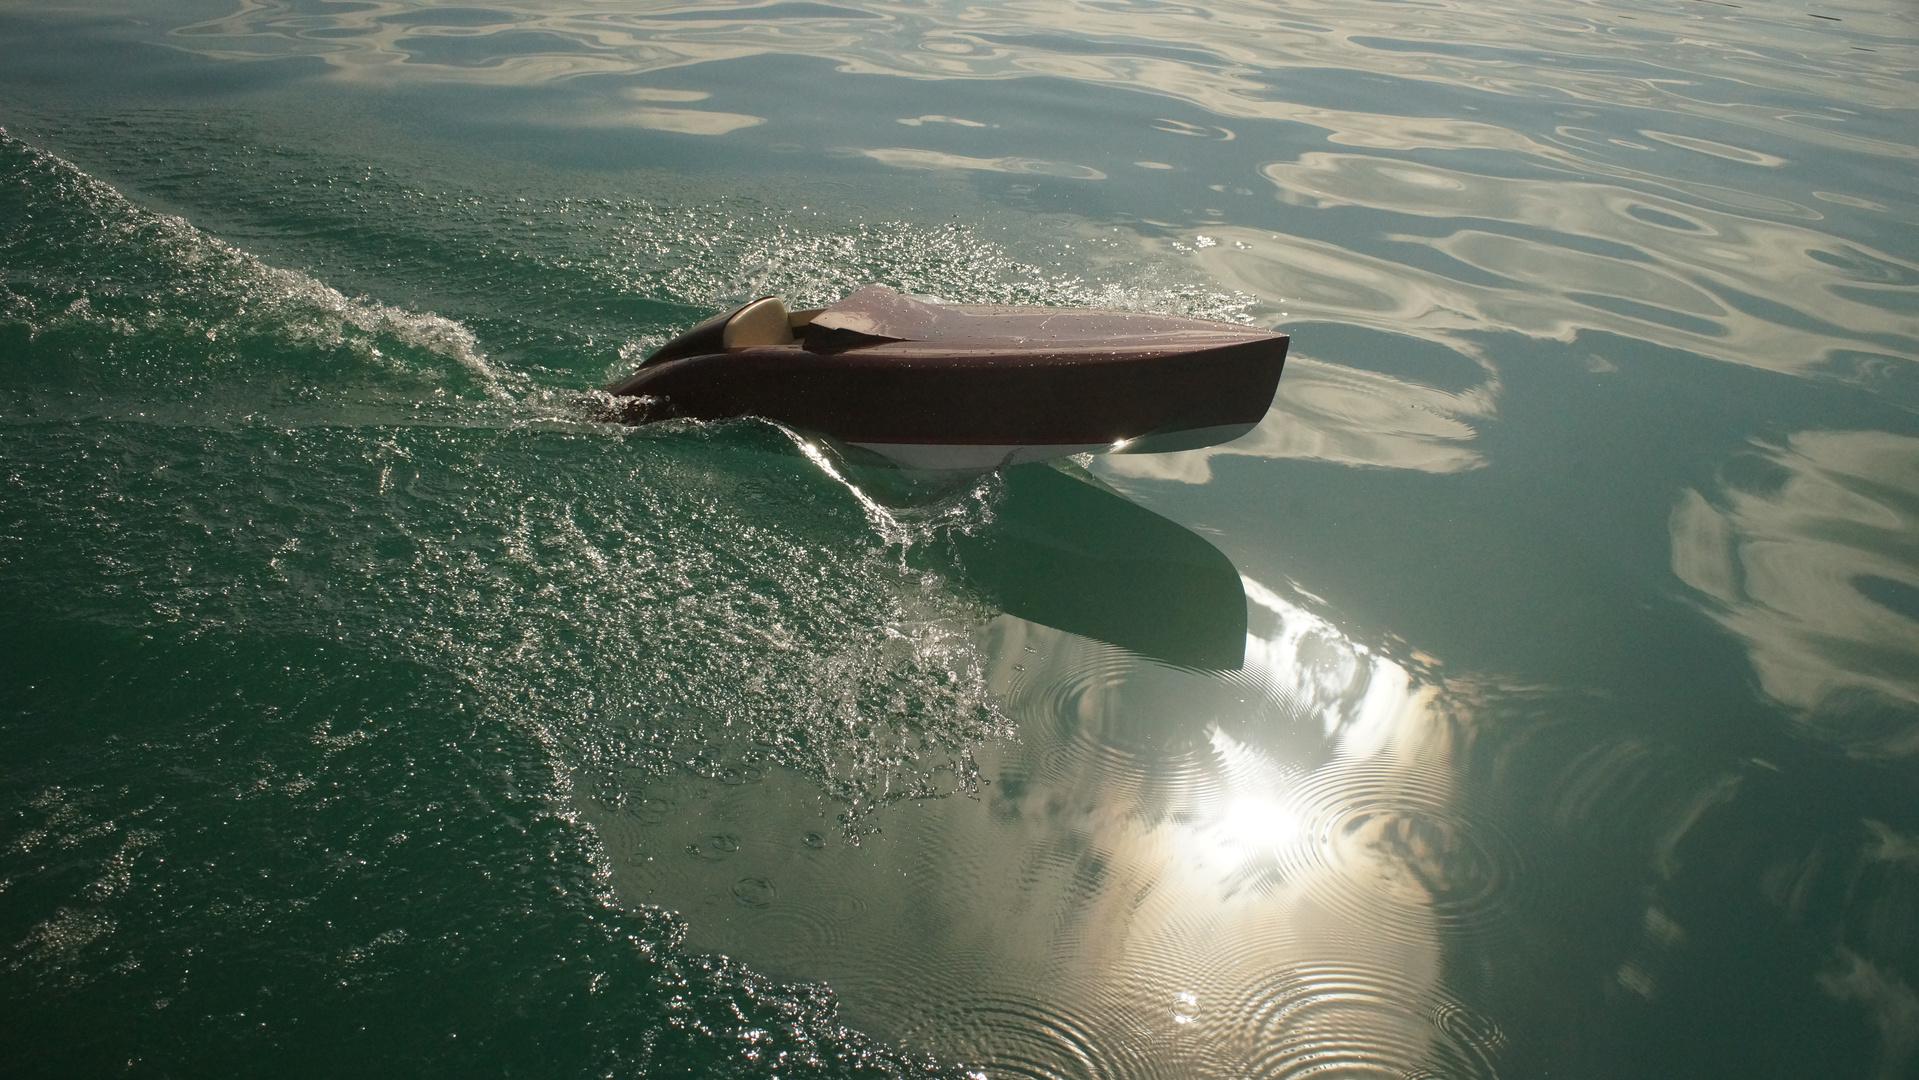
xmin=606 ymin=287 xmax=1287 ymax=470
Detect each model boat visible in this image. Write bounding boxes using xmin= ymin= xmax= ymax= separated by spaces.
xmin=605 ymin=284 xmax=1288 ymax=471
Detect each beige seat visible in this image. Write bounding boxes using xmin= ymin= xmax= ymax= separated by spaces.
xmin=722 ymin=296 xmax=795 ymax=348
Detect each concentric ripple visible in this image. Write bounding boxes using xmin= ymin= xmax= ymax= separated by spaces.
xmin=1277 ymin=760 xmax=1531 ymax=946
xmin=1226 ymin=964 xmax=1501 ymax=1080
xmin=899 ymin=995 xmax=1148 ymax=1080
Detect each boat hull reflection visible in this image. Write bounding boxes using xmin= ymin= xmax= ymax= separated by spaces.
xmin=948 ymin=463 xmax=1247 ymax=671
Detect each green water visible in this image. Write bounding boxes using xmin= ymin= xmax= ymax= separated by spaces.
xmin=2 ymin=1 xmax=1916 ymax=1077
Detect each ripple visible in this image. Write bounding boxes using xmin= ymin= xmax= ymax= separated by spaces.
xmin=900 ymin=994 xmax=1147 ymax=1080
xmin=1276 ymin=761 xmax=1530 ymax=946
xmin=722 ymin=882 xmax=869 ymax=964
xmin=1227 ymin=964 xmax=1500 ymax=1080
xmin=730 ymin=876 xmax=777 ymax=907
xmin=687 ymin=833 xmax=741 ymax=860
xmin=718 ymin=763 xmax=765 ymax=786
xmin=1431 ymin=999 xmax=1507 ymax=1070
xmin=985 ymin=624 xmax=1155 ymax=782
xmin=630 ymin=796 xmax=677 ymax=825
xmin=991 ymin=617 xmax=1325 ymax=782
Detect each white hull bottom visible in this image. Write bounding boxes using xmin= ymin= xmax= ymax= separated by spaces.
xmin=851 ymin=422 xmax=1259 ymax=472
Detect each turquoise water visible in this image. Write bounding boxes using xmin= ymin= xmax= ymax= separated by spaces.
xmin=2 ymin=1 xmax=1916 ymax=1076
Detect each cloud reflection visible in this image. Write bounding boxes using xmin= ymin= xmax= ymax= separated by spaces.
xmin=1189 ymin=180 xmax=1917 ymax=380
xmin=1102 ymin=354 xmax=1489 ymax=483
xmin=161 ymin=0 xmax=1917 ymax=121
xmin=76 ymin=0 xmax=1910 ymax=387
xmin=1672 ymin=430 xmax=1919 ymax=758
xmin=856 ymin=147 xmax=1106 ymax=180
xmin=618 ymin=106 xmax=766 ymax=134
xmin=152 ymin=0 xmax=1919 ymax=210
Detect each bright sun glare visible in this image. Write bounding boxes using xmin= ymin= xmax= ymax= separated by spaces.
xmin=1219 ymin=797 xmax=1302 ymax=853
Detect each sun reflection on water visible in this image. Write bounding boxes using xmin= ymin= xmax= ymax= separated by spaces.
xmin=1213 ymin=792 xmax=1304 ymax=861
xmin=583 ymin=573 xmax=1512 ymax=1077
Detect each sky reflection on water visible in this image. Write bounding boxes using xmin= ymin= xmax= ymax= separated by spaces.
xmin=1674 ymin=430 xmax=1919 ymax=759
xmin=139 ymin=0 xmax=1919 ymax=393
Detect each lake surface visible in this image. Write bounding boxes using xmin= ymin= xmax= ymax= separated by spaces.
xmin=2 ymin=1 xmax=1916 ymax=1076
